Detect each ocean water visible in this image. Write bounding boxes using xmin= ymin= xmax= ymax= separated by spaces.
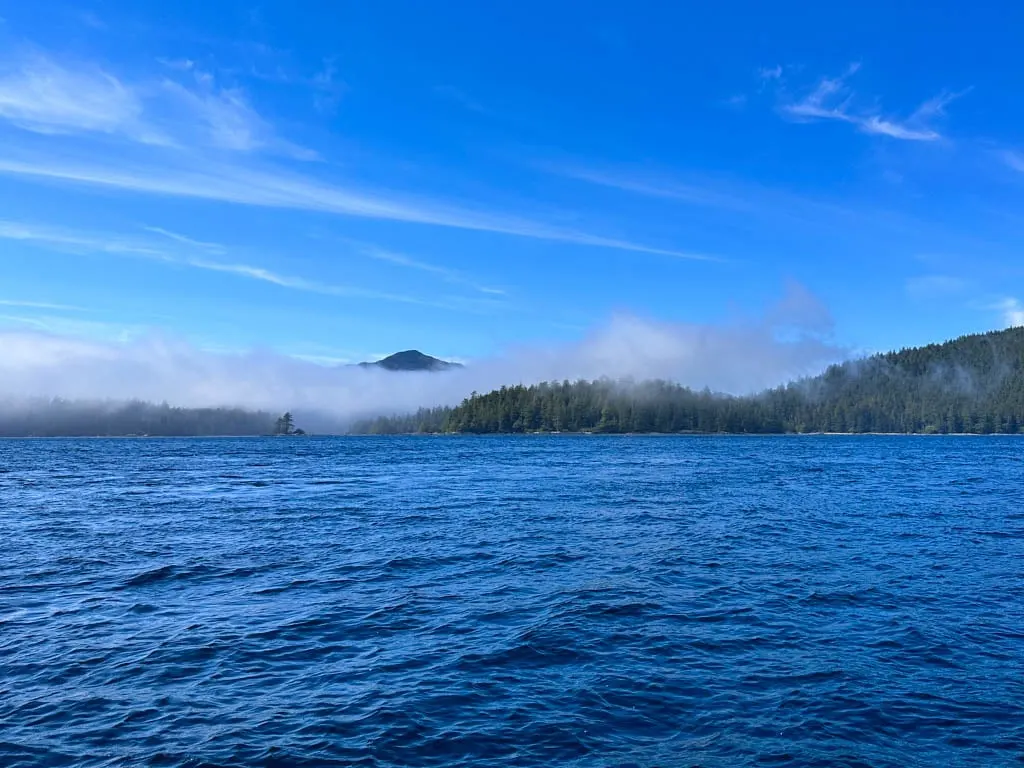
xmin=1 ymin=436 xmax=1022 ymax=768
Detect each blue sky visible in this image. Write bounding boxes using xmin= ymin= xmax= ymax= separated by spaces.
xmin=2 ymin=0 xmax=1024 ymax=369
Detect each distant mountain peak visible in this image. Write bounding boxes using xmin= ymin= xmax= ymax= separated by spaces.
xmin=358 ymin=350 xmax=462 ymax=372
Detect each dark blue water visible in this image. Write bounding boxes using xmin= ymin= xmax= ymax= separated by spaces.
xmin=1 ymin=436 xmax=1022 ymax=767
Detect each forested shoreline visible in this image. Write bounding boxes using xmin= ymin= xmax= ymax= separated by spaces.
xmin=353 ymin=327 xmax=1024 ymax=435
xmin=3 ymin=327 xmax=1024 ymax=437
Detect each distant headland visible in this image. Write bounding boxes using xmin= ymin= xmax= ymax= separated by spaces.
xmin=357 ymin=350 xmax=462 ymax=372
xmin=355 ymin=327 xmax=1024 ymax=435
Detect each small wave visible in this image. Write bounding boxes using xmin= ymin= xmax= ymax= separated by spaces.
xmin=2 ymin=435 xmax=1020 ymax=767
xmin=120 ymin=563 xmax=219 ymax=588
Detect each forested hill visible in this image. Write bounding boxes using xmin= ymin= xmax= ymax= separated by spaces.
xmin=354 ymin=327 xmax=1024 ymax=435
xmin=357 ymin=350 xmax=462 ymax=372
xmin=0 ymin=400 xmax=277 ymax=437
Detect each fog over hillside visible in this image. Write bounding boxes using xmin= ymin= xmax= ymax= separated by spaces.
xmin=0 ymin=285 xmax=845 ymax=433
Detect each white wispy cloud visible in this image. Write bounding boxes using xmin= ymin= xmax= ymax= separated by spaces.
xmin=551 ymin=164 xmax=755 ymax=212
xmin=0 ymin=219 xmax=500 ymax=312
xmin=782 ymin=63 xmax=861 ymax=122
xmin=857 ymin=116 xmax=940 ymax=141
xmin=545 ymin=160 xmax=1018 ymax=276
xmin=0 ymin=54 xmax=167 ymax=144
xmin=996 ymin=297 xmax=1024 ymax=328
xmin=780 ymin=64 xmax=963 ymax=142
xmin=143 ymin=226 xmax=226 ymax=254
xmin=160 ymin=77 xmax=319 ymax=160
xmin=182 ymin=256 xmax=461 ymax=308
xmin=0 ymin=49 xmax=715 ymax=261
xmin=0 ymin=156 xmax=711 ymax=260
xmin=162 ymin=79 xmax=266 ymax=152
xmin=912 ymin=90 xmax=965 ymax=122
xmin=1002 ymin=151 xmax=1024 ymax=173
xmin=0 ymin=314 xmax=143 ymax=342
xmin=359 ymin=244 xmax=505 ymax=295
xmin=182 ymin=255 xmax=507 ymax=313
xmin=0 ymin=314 xmax=48 ymax=329
xmin=0 ymin=51 xmax=314 ymax=158
xmin=0 ymin=219 xmax=165 ymax=256
xmin=156 ymin=58 xmax=196 ymax=72
xmin=542 ymin=160 xmax=882 ymax=234
xmin=0 ymin=299 xmax=86 ymax=311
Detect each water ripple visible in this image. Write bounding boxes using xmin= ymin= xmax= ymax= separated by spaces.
xmin=1 ymin=435 xmax=1022 ymax=767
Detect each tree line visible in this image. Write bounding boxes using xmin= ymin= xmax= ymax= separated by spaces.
xmin=352 ymin=327 xmax=1024 ymax=435
xmin=5 ymin=328 xmax=1022 ymax=436
xmin=0 ymin=400 xmax=278 ymax=437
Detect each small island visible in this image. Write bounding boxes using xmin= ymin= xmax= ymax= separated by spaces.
xmin=273 ymin=412 xmax=306 ymax=436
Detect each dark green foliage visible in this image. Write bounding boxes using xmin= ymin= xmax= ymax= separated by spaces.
xmin=0 ymin=400 xmax=276 ymax=437
xmin=352 ymin=327 xmax=1024 ymax=435
xmin=350 ymin=406 xmax=451 ymax=435
xmin=274 ymin=412 xmax=297 ymax=435
xmin=438 ymin=380 xmax=776 ymax=434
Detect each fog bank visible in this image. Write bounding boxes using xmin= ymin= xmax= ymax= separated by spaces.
xmin=0 ymin=299 xmax=845 ymax=426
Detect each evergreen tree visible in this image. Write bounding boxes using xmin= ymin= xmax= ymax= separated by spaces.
xmin=275 ymin=412 xmax=296 ymax=435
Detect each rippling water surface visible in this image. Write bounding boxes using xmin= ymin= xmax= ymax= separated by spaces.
xmin=2 ymin=436 xmax=1022 ymax=767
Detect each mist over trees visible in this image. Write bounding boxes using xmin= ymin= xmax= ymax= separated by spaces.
xmin=0 ymin=400 xmax=276 ymax=437
xmin=3 ymin=328 xmax=1023 ymax=437
xmin=353 ymin=327 xmax=1024 ymax=435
